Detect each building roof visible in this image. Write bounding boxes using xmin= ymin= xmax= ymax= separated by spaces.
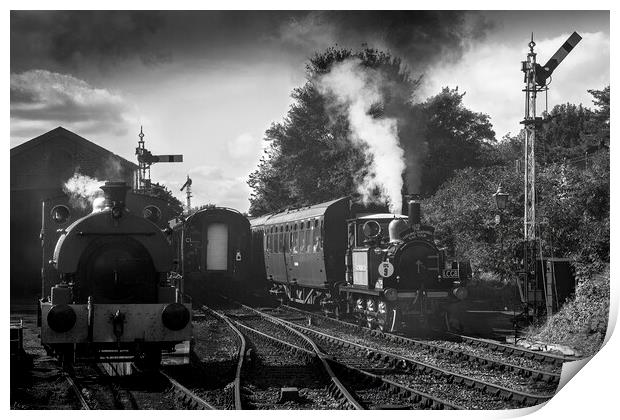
xmin=10 ymin=126 xmax=137 ymax=170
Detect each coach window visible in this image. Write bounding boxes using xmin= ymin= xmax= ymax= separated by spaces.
xmin=312 ymin=219 xmax=318 ymax=252
xmin=305 ymin=222 xmax=312 ymax=252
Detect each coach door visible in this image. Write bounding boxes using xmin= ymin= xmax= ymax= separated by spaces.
xmin=206 ymin=223 xmax=228 ymax=271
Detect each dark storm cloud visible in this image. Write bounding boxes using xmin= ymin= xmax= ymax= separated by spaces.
xmin=11 ymin=11 xmax=492 ymax=73
xmin=277 ymin=11 xmax=494 ymax=69
xmin=10 ymin=11 xmax=169 ymax=72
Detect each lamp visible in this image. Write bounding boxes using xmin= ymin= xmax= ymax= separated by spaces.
xmin=493 ymin=184 xmax=509 ymax=210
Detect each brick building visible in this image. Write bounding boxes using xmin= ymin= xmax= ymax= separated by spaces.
xmin=10 ymin=127 xmax=138 ymax=298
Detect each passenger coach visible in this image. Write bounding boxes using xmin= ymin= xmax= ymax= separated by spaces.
xmin=171 ymin=206 xmax=251 ymax=302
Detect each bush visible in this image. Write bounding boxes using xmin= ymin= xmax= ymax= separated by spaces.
xmin=529 ymin=266 xmax=609 ymax=356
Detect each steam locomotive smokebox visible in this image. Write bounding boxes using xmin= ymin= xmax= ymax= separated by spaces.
xmin=100 ymin=181 xmax=131 ymax=207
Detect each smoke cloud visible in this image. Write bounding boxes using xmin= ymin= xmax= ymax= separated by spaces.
xmin=318 ymin=59 xmax=406 ymax=213
xmin=63 ymin=172 xmax=107 ymax=211
xmin=279 ymin=11 xmax=493 ymax=73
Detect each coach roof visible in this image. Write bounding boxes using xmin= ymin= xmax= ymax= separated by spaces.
xmin=250 ymin=197 xmax=349 ymax=228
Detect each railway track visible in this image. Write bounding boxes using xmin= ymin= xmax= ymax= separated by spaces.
xmin=216 ymin=305 xmax=360 ymax=409
xmin=448 ymin=333 xmax=578 ymax=368
xmin=224 ymin=303 xmax=463 ymax=409
xmin=63 ymin=371 xmax=91 ymax=409
xmin=280 ymin=304 xmax=564 ymax=383
xmin=161 ymin=308 xmax=242 ymax=409
xmin=249 ymin=304 xmax=556 ymax=408
xmin=65 ymin=362 xmax=214 ymax=409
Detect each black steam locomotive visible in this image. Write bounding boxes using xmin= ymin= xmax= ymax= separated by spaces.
xmin=250 ymin=197 xmax=470 ymax=332
xmin=39 ymin=182 xmax=191 ymax=367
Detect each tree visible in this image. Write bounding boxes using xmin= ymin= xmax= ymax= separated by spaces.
xmin=495 ymin=86 xmax=610 ymax=166
xmin=416 ymin=87 xmax=497 ymax=195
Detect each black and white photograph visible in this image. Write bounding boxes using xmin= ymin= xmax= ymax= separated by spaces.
xmin=8 ymin=5 xmax=613 ymax=414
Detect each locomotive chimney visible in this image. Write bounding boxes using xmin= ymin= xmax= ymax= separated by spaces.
xmin=406 ymin=194 xmax=421 ymax=227
xmin=100 ymin=181 xmax=131 ymax=211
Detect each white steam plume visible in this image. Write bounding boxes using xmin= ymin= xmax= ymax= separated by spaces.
xmin=63 ymin=172 xmax=107 ymax=210
xmin=318 ymin=59 xmax=405 ymax=213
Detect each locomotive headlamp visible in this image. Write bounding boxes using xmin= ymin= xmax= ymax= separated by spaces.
xmin=162 ymin=303 xmax=190 ymax=331
xmin=50 ymin=205 xmax=70 ymax=224
xmin=47 ymin=304 xmax=77 ymax=333
xmin=453 ymin=287 xmax=468 ymax=300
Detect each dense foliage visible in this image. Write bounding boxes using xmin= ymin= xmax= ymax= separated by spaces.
xmin=423 ymin=148 xmax=609 ymax=279
xmin=417 ymin=87 xmax=497 ymax=195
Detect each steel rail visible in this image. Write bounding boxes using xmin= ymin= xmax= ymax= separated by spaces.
xmin=449 ymin=333 xmax=578 ymax=367
xmin=159 ymin=369 xmax=217 ymax=410
xmin=63 ymin=371 xmax=91 ymax=410
xmin=280 ymin=304 xmax=560 ymax=383
xmin=271 ymin=311 xmax=555 ymax=406
xmin=202 ymin=306 xmax=246 ymax=410
xmin=238 ymin=304 xmax=463 ymax=410
xmin=222 ymin=306 xmax=363 ymax=410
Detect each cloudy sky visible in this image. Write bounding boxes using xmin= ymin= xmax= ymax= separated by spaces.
xmin=10 ymin=10 xmax=610 ymax=213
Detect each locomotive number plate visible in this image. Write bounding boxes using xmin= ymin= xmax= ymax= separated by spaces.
xmin=378 ymin=261 xmax=394 ymax=278
xmin=443 ymin=269 xmax=459 ymax=278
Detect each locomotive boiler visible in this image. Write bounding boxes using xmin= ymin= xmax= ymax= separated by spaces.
xmin=39 ymin=181 xmax=191 ymax=367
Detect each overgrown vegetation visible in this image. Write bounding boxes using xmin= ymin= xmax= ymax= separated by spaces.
xmin=529 ymin=266 xmax=610 ymax=356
